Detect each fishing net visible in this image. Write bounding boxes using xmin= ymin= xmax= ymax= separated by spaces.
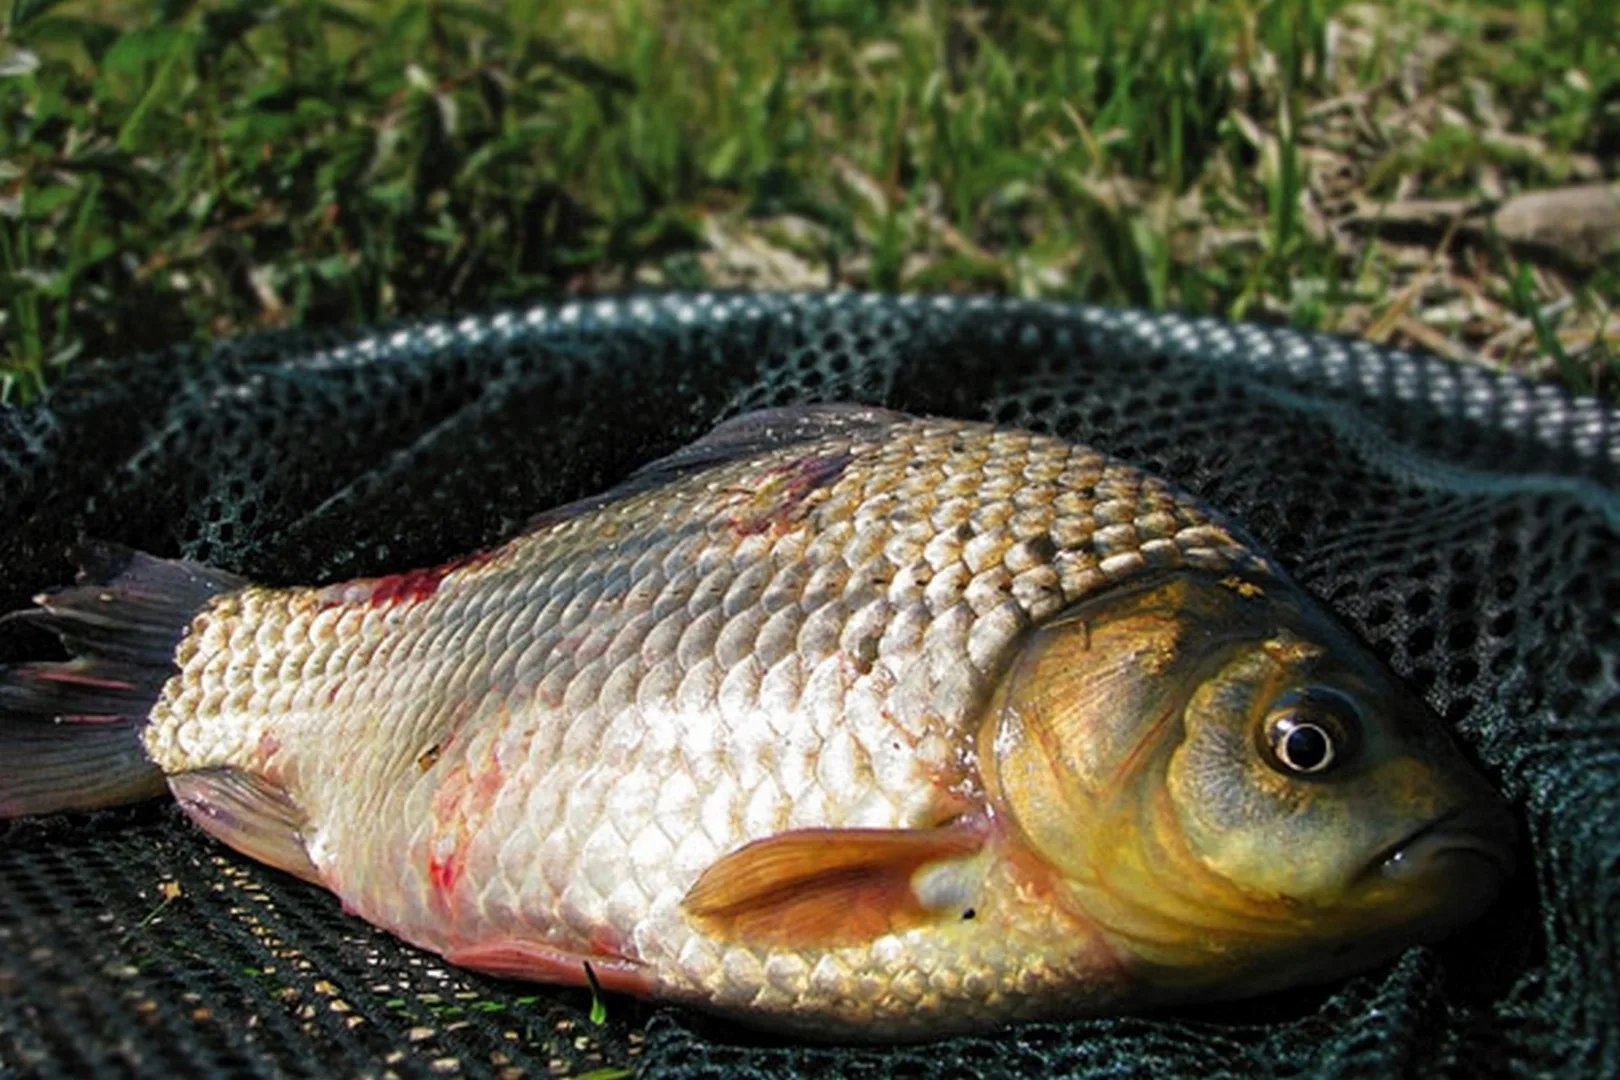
xmin=0 ymin=292 xmax=1614 ymax=1078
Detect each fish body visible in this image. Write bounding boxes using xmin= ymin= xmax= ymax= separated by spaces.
xmin=0 ymin=406 xmax=1514 ymax=1039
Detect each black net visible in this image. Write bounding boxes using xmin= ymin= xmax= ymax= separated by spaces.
xmin=0 ymin=293 xmax=1614 ymax=1078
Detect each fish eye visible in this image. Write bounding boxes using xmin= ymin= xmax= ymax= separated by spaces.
xmin=1258 ymin=689 xmax=1360 ymax=777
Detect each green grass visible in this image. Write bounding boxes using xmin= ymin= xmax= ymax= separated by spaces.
xmin=1 ymin=0 xmax=1616 ymax=403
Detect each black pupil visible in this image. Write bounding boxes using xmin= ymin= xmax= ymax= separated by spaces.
xmin=1283 ymin=724 xmax=1331 ymax=770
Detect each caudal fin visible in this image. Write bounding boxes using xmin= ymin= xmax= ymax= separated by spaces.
xmin=0 ymin=544 xmax=246 ymax=817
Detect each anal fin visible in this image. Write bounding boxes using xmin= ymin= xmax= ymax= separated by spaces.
xmin=682 ymin=824 xmax=987 ymax=949
xmin=169 ymin=767 xmax=320 ymax=884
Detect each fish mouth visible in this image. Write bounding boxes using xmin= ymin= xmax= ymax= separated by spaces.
xmin=1371 ymin=804 xmax=1517 ymax=885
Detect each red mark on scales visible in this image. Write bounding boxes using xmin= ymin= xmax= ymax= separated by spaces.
xmin=317 ymin=548 xmax=498 ymax=610
xmin=426 ymin=753 xmax=504 ymax=906
xmin=428 ymin=851 xmax=465 ymax=897
xmin=729 ymin=452 xmax=854 ymax=538
xmin=365 ymin=566 xmax=453 ymax=607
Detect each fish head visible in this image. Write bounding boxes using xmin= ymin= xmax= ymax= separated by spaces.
xmin=981 ymin=570 xmax=1515 ymax=1000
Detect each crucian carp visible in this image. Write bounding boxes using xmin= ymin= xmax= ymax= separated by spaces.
xmin=0 ymin=405 xmax=1513 ymax=1040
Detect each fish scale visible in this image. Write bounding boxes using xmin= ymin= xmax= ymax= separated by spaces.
xmin=2 ymin=406 xmax=1512 ymax=1041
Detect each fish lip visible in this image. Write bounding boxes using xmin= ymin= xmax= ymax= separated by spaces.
xmin=1370 ymin=804 xmax=1517 ymax=883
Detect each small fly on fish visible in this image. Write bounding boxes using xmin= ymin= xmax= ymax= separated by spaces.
xmin=0 ymin=405 xmax=1514 ymax=1040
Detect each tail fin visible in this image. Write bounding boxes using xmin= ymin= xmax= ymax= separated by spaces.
xmin=0 ymin=544 xmax=246 ymax=817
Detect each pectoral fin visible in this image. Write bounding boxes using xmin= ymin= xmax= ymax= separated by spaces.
xmin=682 ymin=825 xmax=986 ymax=948
xmin=169 ymin=767 xmax=321 ymax=884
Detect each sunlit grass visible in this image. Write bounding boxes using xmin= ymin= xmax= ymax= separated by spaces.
xmin=1 ymin=0 xmax=1615 ymax=402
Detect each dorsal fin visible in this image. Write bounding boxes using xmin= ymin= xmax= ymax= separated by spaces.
xmin=528 ymin=404 xmax=910 ymax=528
xmin=629 ymin=404 xmax=910 ymax=487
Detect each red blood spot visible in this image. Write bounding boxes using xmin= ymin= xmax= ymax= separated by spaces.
xmin=471 ymin=765 xmax=503 ymax=811
xmin=781 ymin=451 xmax=854 ymax=496
xmin=432 ymin=764 xmax=472 ymax=822
xmin=318 ymin=548 xmax=499 ymax=611
xmin=425 ymin=753 xmax=503 ymax=910
xmin=729 ymin=451 xmax=853 ymax=538
xmin=367 ymin=568 xmax=446 ymax=607
xmin=727 ymin=512 xmax=774 ymax=538
xmin=428 ymin=853 xmax=463 ymax=896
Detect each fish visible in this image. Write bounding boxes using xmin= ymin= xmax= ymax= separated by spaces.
xmin=0 ymin=404 xmax=1515 ymax=1040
